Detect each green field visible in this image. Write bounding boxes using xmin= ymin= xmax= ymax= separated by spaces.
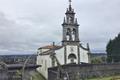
xmin=88 ymin=75 xmax=120 ymax=80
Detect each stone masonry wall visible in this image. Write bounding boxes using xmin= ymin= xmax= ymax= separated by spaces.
xmin=48 ymin=63 xmax=120 ymax=80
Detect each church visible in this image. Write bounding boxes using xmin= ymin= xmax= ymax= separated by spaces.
xmin=37 ymin=0 xmax=91 ymax=79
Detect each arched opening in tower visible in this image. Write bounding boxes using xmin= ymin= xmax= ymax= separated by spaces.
xmin=66 ymin=28 xmax=72 ymax=41
xmin=72 ymin=28 xmax=76 ymax=41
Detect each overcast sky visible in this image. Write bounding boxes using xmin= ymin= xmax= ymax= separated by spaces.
xmin=0 ymin=0 xmax=120 ymax=55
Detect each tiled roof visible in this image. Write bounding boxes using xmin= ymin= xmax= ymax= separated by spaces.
xmin=38 ymin=45 xmax=62 ymax=50
xmin=38 ymin=45 xmax=63 ymax=55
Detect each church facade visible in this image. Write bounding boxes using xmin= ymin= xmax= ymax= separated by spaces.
xmin=37 ymin=0 xmax=90 ymax=79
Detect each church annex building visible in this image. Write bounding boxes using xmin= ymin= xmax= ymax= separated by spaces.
xmin=37 ymin=0 xmax=91 ymax=79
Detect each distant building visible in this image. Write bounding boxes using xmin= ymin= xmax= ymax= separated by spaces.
xmin=37 ymin=0 xmax=90 ymax=79
xmin=0 ymin=54 xmax=37 ymax=64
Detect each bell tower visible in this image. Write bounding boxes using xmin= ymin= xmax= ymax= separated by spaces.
xmin=62 ymin=0 xmax=80 ymax=46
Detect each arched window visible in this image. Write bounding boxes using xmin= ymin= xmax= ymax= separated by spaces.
xmin=66 ymin=28 xmax=71 ymax=40
xmin=66 ymin=28 xmax=70 ymax=35
xmin=73 ymin=28 xmax=76 ymax=34
xmin=72 ymin=28 xmax=76 ymax=41
xmin=68 ymin=53 xmax=77 ymax=63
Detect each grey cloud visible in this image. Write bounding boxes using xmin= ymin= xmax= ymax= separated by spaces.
xmin=76 ymin=0 xmax=120 ymax=52
xmin=0 ymin=11 xmax=62 ymax=54
xmin=0 ymin=0 xmax=120 ymax=54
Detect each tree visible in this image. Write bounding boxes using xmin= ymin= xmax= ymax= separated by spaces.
xmin=106 ymin=33 xmax=120 ymax=63
xmin=91 ymin=58 xmax=103 ymax=64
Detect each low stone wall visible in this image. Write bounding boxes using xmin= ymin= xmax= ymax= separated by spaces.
xmin=48 ymin=63 xmax=120 ymax=80
xmin=0 ymin=63 xmax=8 ymax=80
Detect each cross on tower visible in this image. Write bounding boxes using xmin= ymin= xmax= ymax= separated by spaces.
xmin=69 ymin=0 xmax=72 ymax=5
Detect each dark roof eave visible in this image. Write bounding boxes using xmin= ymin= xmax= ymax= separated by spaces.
xmin=7 ymin=64 xmax=41 ymax=70
xmin=80 ymin=44 xmax=89 ymax=51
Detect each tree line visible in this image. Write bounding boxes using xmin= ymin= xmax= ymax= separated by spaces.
xmin=106 ymin=33 xmax=120 ymax=63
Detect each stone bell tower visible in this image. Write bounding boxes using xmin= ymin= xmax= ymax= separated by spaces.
xmin=62 ymin=0 xmax=80 ymax=46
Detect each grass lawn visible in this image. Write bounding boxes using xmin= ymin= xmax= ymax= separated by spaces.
xmin=88 ymin=75 xmax=120 ymax=80
xmin=32 ymin=71 xmax=46 ymax=80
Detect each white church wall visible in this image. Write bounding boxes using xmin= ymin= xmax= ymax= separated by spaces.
xmin=55 ymin=47 xmax=64 ymax=65
xmin=36 ymin=46 xmax=89 ymax=79
xmin=37 ymin=54 xmax=52 ymax=79
xmin=66 ymin=45 xmax=78 ymax=64
xmin=80 ymin=48 xmax=89 ymax=63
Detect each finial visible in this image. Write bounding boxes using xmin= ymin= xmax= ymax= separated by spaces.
xmin=68 ymin=0 xmax=72 ymax=11
xmin=64 ymin=17 xmax=66 ymax=23
xmin=75 ymin=18 xmax=78 ymax=24
xmin=69 ymin=0 xmax=72 ymax=5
